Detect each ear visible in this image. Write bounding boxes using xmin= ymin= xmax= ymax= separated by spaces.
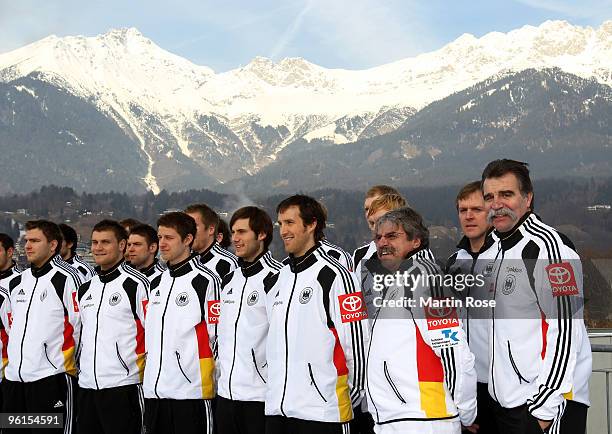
xmin=118 ymin=239 xmax=127 ymax=252
xmin=184 ymin=233 xmax=194 ymax=247
xmin=148 ymin=243 xmax=158 ymax=254
xmin=207 ymin=225 xmax=216 ymax=236
xmin=412 ymin=238 xmax=422 ymax=250
xmin=305 ymin=218 xmax=317 ymax=234
xmin=526 ymin=192 xmax=534 ymax=209
xmin=50 ymin=239 xmax=59 ymax=254
xmin=257 ymin=232 xmax=266 ymax=242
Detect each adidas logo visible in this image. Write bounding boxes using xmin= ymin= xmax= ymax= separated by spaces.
xmin=54 ymin=400 xmax=64 ymax=408
xmin=227 ymin=288 xmax=233 ymax=295
xmin=18 ymin=289 xmax=25 ymax=295
xmin=155 ymin=290 xmax=160 ymax=296
xmin=86 ymin=294 xmax=92 ymax=300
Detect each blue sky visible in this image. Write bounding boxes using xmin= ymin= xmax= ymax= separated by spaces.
xmin=0 ymin=0 xmax=609 ymax=72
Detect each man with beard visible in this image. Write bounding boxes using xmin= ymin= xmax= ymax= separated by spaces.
xmin=3 ymin=220 xmax=81 ymax=434
xmin=445 ymin=181 xmax=498 ymax=434
xmin=264 ymin=195 xmax=368 ymax=434
xmin=363 ymin=207 xmax=477 ymax=434
xmin=482 ymin=159 xmax=591 ymax=434
xmin=216 ymin=207 xmax=282 ymax=434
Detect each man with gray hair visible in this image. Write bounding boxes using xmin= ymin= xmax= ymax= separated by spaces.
xmin=362 ymin=207 xmax=478 ymax=434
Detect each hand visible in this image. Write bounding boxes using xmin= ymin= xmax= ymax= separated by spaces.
xmin=462 ymin=423 xmax=479 ymax=433
xmin=537 ymin=419 xmax=552 ymax=431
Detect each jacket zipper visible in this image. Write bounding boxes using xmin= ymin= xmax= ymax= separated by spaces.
xmin=18 ymin=277 xmax=39 ymax=382
xmin=154 ymin=278 xmax=176 ymax=398
xmin=175 ymin=351 xmax=192 ymax=383
xmin=228 ymin=278 xmax=248 ymax=399
xmin=383 ymin=361 xmax=406 ymax=404
xmin=490 ymin=246 xmax=503 ymax=402
xmin=365 ymin=292 xmax=384 ymax=423
xmin=93 ymin=282 xmax=107 ymax=390
xmin=43 ymin=343 xmax=57 ymax=369
xmin=507 ymin=341 xmax=529 ymax=384
xmin=252 ymin=349 xmax=266 ymax=384
xmin=280 ymin=271 xmax=298 ymax=417
xmin=116 ymin=342 xmax=129 ymax=375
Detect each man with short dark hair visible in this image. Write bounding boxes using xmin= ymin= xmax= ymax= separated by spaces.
xmin=77 ymin=220 xmax=149 ymax=434
xmin=3 ymin=220 xmax=81 ymax=433
xmin=0 ymin=233 xmax=22 ymax=290
xmin=143 ymin=212 xmax=221 ymax=434
xmin=216 ymin=206 xmax=282 ymax=434
xmin=127 ymin=223 xmax=166 ymax=281
xmin=59 ymin=223 xmax=96 ymax=282
xmin=445 ymin=181 xmax=498 ymax=434
xmin=264 ymin=195 xmax=368 ymax=434
xmin=482 ymin=159 xmax=591 ymax=434
xmin=363 ymin=208 xmax=477 ymax=434
xmin=185 ymin=204 xmax=238 ymax=280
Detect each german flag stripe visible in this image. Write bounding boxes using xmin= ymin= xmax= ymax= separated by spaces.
xmin=62 ymin=315 xmax=77 ymax=376
xmin=195 ymin=321 xmax=215 ymax=399
xmin=330 ymin=327 xmax=352 ymax=422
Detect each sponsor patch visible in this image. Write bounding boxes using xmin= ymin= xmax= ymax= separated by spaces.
xmin=338 ymin=292 xmax=368 ymax=323
xmin=425 ymin=304 xmax=459 ymax=330
xmin=546 ymin=262 xmax=579 ymax=297
xmin=208 ymin=300 xmax=221 ymax=324
xmin=430 ymin=328 xmax=461 ymax=349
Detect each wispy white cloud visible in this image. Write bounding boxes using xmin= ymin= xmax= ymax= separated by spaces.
xmin=513 ymin=0 xmax=612 ymax=20
xmin=268 ymin=0 xmax=313 ymax=60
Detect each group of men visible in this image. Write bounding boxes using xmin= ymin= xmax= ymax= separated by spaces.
xmin=0 ymin=159 xmax=592 ymax=434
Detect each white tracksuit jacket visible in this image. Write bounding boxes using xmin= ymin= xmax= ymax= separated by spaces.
xmin=264 ymin=243 xmax=369 ymax=423
xmin=217 ymin=250 xmax=282 ymax=402
xmin=487 ymin=212 xmax=591 ymax=421
xmin=143 ymin=253 xmax=221 ymax=400
xmin=361 ymin=248 xmax=478 ymax=426
xmin=6 ymin=255 xmax=81 ymax=382
xmin=77 ymin=261 xmax=149 ymax=389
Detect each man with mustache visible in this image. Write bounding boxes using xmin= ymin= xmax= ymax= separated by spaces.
xmin=363 ymin=207 xmax=477 ymax=434
xmin=445 ymin=181 xmax=498 ymax=434
xmin=482 ymin=159 xmax=591 ymax=434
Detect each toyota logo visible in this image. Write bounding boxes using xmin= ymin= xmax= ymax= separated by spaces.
xmin=426 ymin=305 xmax=452 ymax=318
xmin=548 ymin=266 xmax=571 ymax=284
xmin=209 ymin=302 xmax=221 ymax=316
xmin=342 ymin=295 xmax=362 ymax=312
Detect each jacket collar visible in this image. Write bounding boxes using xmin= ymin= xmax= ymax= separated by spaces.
xmin=288 ymin=243 xmax=320 ymax=273
xmin=239 ymin=250 xmax=266 ymax=278
xmin=31 ymin=255 xmax=56 ymax=278
xmin=96 ymin=260 xmax=124 ymax=283
xmin=168 ymin=253 xmax=197 ymax=278
xmin=199 ymin=241 xmax=216 ymax=265
xmin=494 ymin=211 xmax=531 ymax=251
xmin=140 ymin=259 xmax=160 ymax=277
xmin=0 ymin=261 xmax=18 ymax=280
xmin=456 ymin=229 xmax=495 ymax=257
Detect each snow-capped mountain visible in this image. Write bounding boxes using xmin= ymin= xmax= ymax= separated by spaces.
xmin=0 ymin=20 xmax=610 ymax=193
